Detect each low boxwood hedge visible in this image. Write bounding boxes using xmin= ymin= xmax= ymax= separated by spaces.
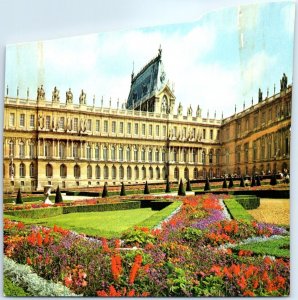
xmin=4 ymin=207 xmax=63 ymax=219
xmin=4 ymin=196 xmax=55 ymax=204
xmin=234 ymin=195 xmax=260 ymax=210
xmin=223 ymin=198 xmax=254 ymax=222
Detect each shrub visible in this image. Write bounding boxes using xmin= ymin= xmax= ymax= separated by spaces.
xmin=228 ymin=176 xmax=233 ymax=188
xmin=16 ymin=189 xmax=23 ymax=204
xmin=144 ymin=181 xmax=150 ymax=194
xmin=204 ymin=177 xmax=211 ymax=191
xmin=251 ymin=176 xmax=256 ymax=187
xmin=234 ymin=195 xmax=260 ymax=209
xmin=165 ymin=178 xmax=171 ymax=193
xmin=4 ymin=206 xmax=63 ymax=219
xmin=223 ymin=198 xmax=254 ymax=222
xmin=102 ymin=183 xmax=109 ymax=198
xmin=4 ymin=276 xmax=29 ymax=296
xmin=186 ymin=178 xmax=192 ymax=192
xmin=178 ymin=179 xmax=186 ymax=196
xmin=222 ymin=177 xmax=227 ymax=188
xmin=120 ymin=182 xmax=126 ymax=196
xmin=239 ymin=176 xmax=245 ymax=187
xmin=55 ymin=186 xmax=63 ymax=203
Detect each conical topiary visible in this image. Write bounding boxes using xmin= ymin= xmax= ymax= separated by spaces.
xmin=144 ymin=181 xmax=150 ymax=194
xmin=55 ymin=185 xmax=63 ymax=203
xmin=251 ymin=175 xmax=256 ymax=187
xmin=240 ymin=176 xmax=245 ymax=187
xmin=256 ymin=175 xmax=261 ymax=186
xmin=16 ymin=188 xmax=23 ymax=204
xmin=165 ymin=178 xmax=171 ymax=193
xmin=178 ymin=179 xmax=186 ymax=196
xmin=204 ymin=177 xmax=211 ymax=191
xmin=228 ymin=176 xmax=234 ymax=188
xmin=186 ymin=178 xmax=192 ymax=192
xmin=270 ymin=174 xmax=277 ymax=185
xmin=102 ymin=183 xmax=109 ymax=198
xmin=120 ymin=182 xmax=126 ymax=196
xmin=222 ymin=176 xmax=227 ymax=188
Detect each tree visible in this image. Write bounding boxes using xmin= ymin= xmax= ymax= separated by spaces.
xmin=55 ymin=185 xmax=63 ymax=203
xmin=186 ymin=178 xmax=192 ymax=192
xmin=178 ymin=179 xmax=186 ymax=196
xmin=120 ymin=182 xmax=126 ymax=196
xmin=165 ymin=178 xmax=171 ymax=193
xmin=144 ymin=181 xmax=150 ymax=194
xmin=256 ymin=175 xmax=261 ymax=186
xmin=222 ymin=176 xmax=227 ymax=188
xmin=270 ymin=174 xmax=277 ymax=185
xmin=102 ymin=183 xmax=109 ymax=198
xmin=240 ymin=176 xmax=245 ymax=187
xmin=16 ymin=188 xmax=23 ymax=204
xmin=204 ymin=177 xmax=211 ymax=191
xmin=228 ymin=176 xmax=234 ymax=188
xmin=251 ymin=175 xmax=256 ymax=187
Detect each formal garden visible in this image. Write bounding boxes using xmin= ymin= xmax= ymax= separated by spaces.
xmin=3 ymin=176 xmax=290 ymax=297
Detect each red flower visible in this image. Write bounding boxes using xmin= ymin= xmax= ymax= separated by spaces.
xmin=111 ymin=254 xmax=122 ymax=281
xmin=243 ymin=290 xmax=255 ymax=296
xmin=210 ymin=265 xmax=222 ymax=276
xmin=26 ymin=257 xmax=32 ymax=265
xmin=37 ymin=231 xmax=43 ymax=247
xmin=129 ymin=254 xmax=142 ymax=284
xmin=237 ymin=275 xmax=247 ymax=290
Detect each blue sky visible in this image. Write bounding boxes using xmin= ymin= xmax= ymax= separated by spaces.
xmin=5 ymin=1 xmax=295 ymax=117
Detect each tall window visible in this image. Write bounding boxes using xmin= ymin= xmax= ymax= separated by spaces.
xmin=104 ymin=120 xmax=108 ymax=132
xmin=193 ymin=167 xmax=199 ymax=179
xmin=216 ymin=149 xmax=220 ymax=165
xmin=86 ymin=144 xmax=91 ymax=160
xmin=19 ymin=141 xmax=25 ymax=158
xmin=119 ymin=122 xmax=124 ymax=134
xmin=209 ymin=150 xmax=213 ymax=164
xmin=203 ymin=129 xmax=206 ymax=139
xmin=126 ymin=147 xmax=131 ymax=161
xmin=74 ymin=164 xmax=80 ymax=178
xmin=134 ymin=147 xmax=138 ymax=161
xmin=46 ymin=164 xmax=53 ymax=177
xmin=174 ymin=167 xmax=179 ymax=180
xmin=59 ymin=143 xmax=66 ymax=159
xmin=45 ymin=142 xmax=52 ymax=158
xmin=59 ymin=117 xmax=65 ymax=129
xmin=156 ymin=167 xmax=160 ymax=179
xmin=119 ymin=166 xmax=124 ymax=180
xmin=103 ymin=146 xmax=108 ymax=161
xmin=87 ymin=119 xmax=92 ymax=131
xmin=141 ymin=148 xmax=145 ymax=162
xmin=174 ymin=149 xmax=178 ymax=162
xmin=127 ymin=166 xmax=132 ymax=180
xmin=244 ymin=143 xmax=249 ymax=163
xmin=30 ymin=163 xmax=35 ymax=177
xmin=95 ymin=145 xmax=99 ymax=160
xmin=202 ymin=151 xmax=206 ymax=164
xmin=183 ymin=149 xmax=187 ymax=162
xmin=73 ymin=143 xmax=79 ymax=159
xmin=87 ymin=165 xmax=92 ymax=179
xmin=60 ymin=164 xmax=67 ymax=178
xmin=46 ymin=116 xmax=51 ymax=130
xmin=184 ymin=167 xmax=189 ymax=179
xmin=9 ymin=140 xmax=15 ymax=156
xmin=142 ymin=124 xmax=146 ymax=135
xmin=20 ymin=114 xmax=25 ymax=127
xmin=127 ymin=123 xmax=131 ymax=134
xmin=148 ymin=148 xmax=152 ymax=162
xmin=104 ymin=165 xmax=109 ymax=179
xmin=95 ymin=165 xmax=100 ymax=179
xmin=135 ymin=166 xmax=139 ymax=179
xmin=96 ymin=120 xmax=100 ymax=132
xmin=112 ymin=121 xmax=116 ymax=133
xmin=19 ymin=163 xmax=25 ymax=178
xmin=119 ymin=147 xmax=123 ymax=161
xmin=156 ymin=125 xmax=160 ymax=136
xmin=149 ymin=167 xmax=153 ymax=179
xmin=134 ymin=123 xmax=139 ymax=135
xmin=142 ymin=166 xmax=146 ymax=179
xmin=74 ymin=118 xmax=78 ymax=131
xmin=9 ymin=113 xmax=15 ymax=127
xmin=149 ymin=124 xmax=152 ymax=136
xmin=210 ymin=130 xmax=213 ymax=140
xmin=163 ymin=126 xmax=166 ymax=137
xmin=155 ymin=149 xmax=159 ymax=162
xmin=30 ymin=115 xmax=35 ymax=128
xmin=111 ymin=146 xmax=116 ymax=161
xmin=162 ymin=150 xmax=166 ymax=162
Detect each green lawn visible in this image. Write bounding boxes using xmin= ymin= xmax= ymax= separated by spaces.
xmin=10 ymin=208 xmax=159 ymax=238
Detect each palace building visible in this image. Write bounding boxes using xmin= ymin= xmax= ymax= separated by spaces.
xmin=2 ymin=49 xmax=291 ymax=192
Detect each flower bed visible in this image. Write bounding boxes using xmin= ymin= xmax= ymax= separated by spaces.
xmin=3 ymin=194 xmax=290 ymax=296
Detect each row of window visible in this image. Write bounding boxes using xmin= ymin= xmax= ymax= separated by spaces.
xmin=9 ymin=113 xmax=35 ymax=128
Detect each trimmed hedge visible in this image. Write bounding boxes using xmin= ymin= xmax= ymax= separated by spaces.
xmin=4 ymin=196 xmax=55 ymax=204
xmin=223 ymin=198 xmax=254 ymax=222
xmin=4 ymin=207 xmax=63 ymax=219
xmin=234 ymin=195 xmax=260 ymax=210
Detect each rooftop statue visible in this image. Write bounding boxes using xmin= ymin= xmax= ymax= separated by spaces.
xmin=187 ymin=105 xmax=193 ymax=116
xmin=37 ymin=85 xmax=45 ymax=101
xmin=52 ymin=86 xmax=60 ymax=102
xmin=66 ymin=88 xmax=73 ymax=104
xmin=196 ymin=105 xmax=202 ymax=118
xmin=79 ymin=89 xmax=87 ymax=105
xmin=258 ymin=88 xmax=263 ymax=103
xmin=178 ymin=102 xmax=183 ymax=115
xmin=280 ymin=73 xmax=288 ymax=91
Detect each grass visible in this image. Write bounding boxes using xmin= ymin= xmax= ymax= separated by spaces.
xmin=234 ymin=236 xmax=290 ymax=258
xmin=137 ymin=201 xmax=182 ymax=228
xmin=7 ymin=208 xmax=161 ymax=238
xmin=223 ymin=198 xmax=254 ymax=222
xmin=3 ymin=276 xmax=29 ymax=296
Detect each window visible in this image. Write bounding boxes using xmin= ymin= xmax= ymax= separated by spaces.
xmin=74 ymin=118 xmax=78 ymax=131
xmin=184 ymin=167 xmax=189 ymax=179
xmin=95 ymin=165 xmax=100 ymax=179
xmin=149 ymin=167 xmax=153 ymax=179
xmin=209 ymin=151 xmax=213 ymax=164
xmin=216 ymin=149 xmax=220 ymax=165
xmin=111 ymin=166 xmax=116 ymax=179
xmin=183 ymin=127 xmax=187 ymax=138
xmin=112 ymin=121 xmax=116 ymax=133
xmin=20 ymin=114 xmax=25 ymax=127
xmin=261 ymin=112 xmax=266 ymax=125
xmin=59 ymin=117 xmax=65 ymax=129
xmin=142 ymin=124 xmax=146 ymax=135
xmin=46 ymin=164 xmax=53 ymax=177
xmin=29 ymin=144 xmax=35 ymax=158
xmin=193 ymin=149 xmax=197 ymax=163
xmin=127 ymin=123 xmax=131 ymax=134
xmin=203 ymin=129 xmax=206 ymax=139
xmin=134 ymin=123 xmax=139 ymax=135
xmin=135 ymin=166 xmax=139 ymax=179
xmin=104 ymin=120 xmax=108 ymax=132
xmin=134 ymin=147 xmax=138 ymax=161
xmin=87 ymin=119 xmax=92 ymax=131
xmin=174 ymin=167 xmax=179 ymax=180
xmin=104 ymin=165 xmax=109 ymax=179
xmin=59 ymin=143 xmax=66 ymax=159
xmin=73 ymin=143 xmax=79 ymax=159
xmin=119 ymin=166 xmax=124 ymax=179
xmin=156 ymin=125 xmax=160 ymax=136
xmin=156 ymin=167 xmax=160 ymax=179
xmin=30 ymin=115 xmax=35 ymax=127
xmin=60 ymin=164 xmax=67 ymax=178
xmin=46 ymin=116 xmax=51 ymax=130
xmin=9 ymin=140 xmax=15 ymax=156
xmin=119 ymin=122 xmax=124 ymax=134
xmin=19 ymin=163 xmax=25 ymax=178
xmin=155 ymin=149 xmax=159 ymax=162
xmin=127 ymin=166 xmax=132 ymax=180
xmin=142 ymin=166 xmax=146 ymax=179
xmin=74 ymin=165 xmax=80 ymax=178
xmin=210 ymin=130 xmax=213 ymax=140
xmin=236 ymin=146 xmax=241 ymax=163
xmin=162 ymin=150 xmax=166 ymax=162
xmin=244 ymin=143 xmax=249 ymax=163
xmin=96 ymin=120 xmax=100 ymax=132
xmin=119 ymin=147 xmax=123 ymax=161
xmin=163 ymin=126 xmax=166 ymax=137
xmin=103 ymin=146 xmax=108 ymax=161
xmin=111 ymin=146 xmax=115 ymax=161
xmin=193 ymin=168 xmax=199 ymax=179
xmin=174 ymin=149 xmax=178 ymax=162
xmin=174 ymin=126 xmax=177 ymax=137
xmin=126 ymin=147 xmax=131 ymax=161
xmin=149 ymin=124 xmax=152 ymax=136
xmin=86 ymin=144 xmax=91 ymax=160
xmin=148 ymin=149 xmax=152 ymax=162
xmin=95 ymin=146 xmax=99 ymax=160
xmin=9 ymin=113 xmax=15 ymax=127
xmin=183 ymin=149 xmax=187 ymax=162
xmin=30 ymin=163 xmax=35 ymax=177
xmin=19 ymin=142 xmax=25 ymax=158
xmin=87 ymin=165 xmax=92 ymax=179
xmin=141 ymin=148 xmax=145 ymax=162
xmin=192 ymin=128 xmax=196 ymax=139
xmin=202 ymin=151 xmax=206 ymax=164
xmin=225 ymin=151 xmax=230 ymax=164
xmin=245 ymin=118 xmax=249 ymax=131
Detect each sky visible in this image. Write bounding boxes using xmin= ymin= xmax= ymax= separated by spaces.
xmin=4 ymin=1 xmax=295 ymax=118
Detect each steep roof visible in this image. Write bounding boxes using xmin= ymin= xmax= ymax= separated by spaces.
xmin=126 ymin=48 xmax=167 ymax=109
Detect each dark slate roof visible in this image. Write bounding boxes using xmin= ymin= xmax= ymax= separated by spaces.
xmin=126 ymin=49 xmax=167 ymax=109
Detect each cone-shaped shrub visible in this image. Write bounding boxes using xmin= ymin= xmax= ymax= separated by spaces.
xmin=144 ymin=181 xmax=150 ymax=194
xmin=178 ymin=179 xmax=186 ymax=196
xmin=228 ymin=176 xmax=234 ymax=188
xmin=165 ymin=178 xmax=171 ymax=193
xmin=222 ymin=176 xmax=227 ymax=188
xmin=16 ymin=188 xmax=23 ymax=204
xmin=270 ymin=174 xmax=277 ymax=185
xmin=204 ymin=177 xmax=211 ymax=191
xmin=186 ymin=178 xmax=192 ymax=192
xmin=120 ymin=182 xmax=126 ymax=196
xmin=256 ymin=175 xmax=261 ymax=186
xmin=55 ymin=185 xmax=63 ymax=203
xmin=102 ymin=183 xmax=109 ymax=198
xmin=251 ymin=175 xmax=256 ymax=187
xmin=240 ymin=176 xmax=245 ymax=187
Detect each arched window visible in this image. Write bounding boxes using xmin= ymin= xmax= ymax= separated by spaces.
xmin=209 ymin=150 xmax=213 ymax=164
xmin=162 ymin=167 xmax=166 ymax=179
xmin=149 ymin=167 xmax=153 ymax=179
xmin=142 ymin=166 xmax=146 ymax=180
xmin=60 ymin=164 xmax=67 ymax=178
xmin=184 ymin=167 xmax=189 ymax=179
xmin=156 ymin=166 xmax=160 ymax=179
xmin=86 ymin=144 xmax=91 ymax=160
xmin=209 ymin=168 xmax=213 ymax=178
xmin=112 ymin=165 xmax=116 ymax=179
xmin=126 ymin=147 xmax=131 ymax=162
xmin=193 ymin=149 xmax=197 ymax=163
xmin=95 ymin=145 xmax=100 ymax=160
xmin=19 ymin=163 xmax=26 ymax=178
xmin=45 ymin=142 xmax=52 ymax=158
xmin=174 ymin=167 xmax=179 ymax=180
xmin=119 ymin=147 xmax=123 ymax=162
xmin=148 ymin=149 xmax=152 ymax=162
xmin=134 ymin=147 xmax=138 ymax=161
xmin=60 ymin=143 xmax=66 ymax=159
xmin=111 ymin=146 xmax=116 ymax=161
xmin=119 ymin=166 xmax=124 ymax=180
xmin=103 ymin=146 xmax=108 ymax=161
xmin=202 ymin=168 xmax=207 ymax=179
xmin=19 ymin=141 xmax=25 ymax=158
xmin=135 ymin=166 xmax=139 ymax=179
xmin=127 ymin=166 xmax=132 ymax=180
xmin=30 ymin=162 xmax=35 ymax=178
xmin=141 ymin=148 xmax=145 ymax=162
xmin=104 ymin=165 xmax=109 ymax=179
xmin=216 ymin=149 xmax=220 ymax=165
xmin=87 ymin=165 xmax=92 ymax=179
xmin=202 ymin=151 xmax=206 ymax=164
xmin=193 ymin=167 xmax=199 ymax=179
xmin=46 ymin=163 xmax=53 ymax=177
xmin=74 ymin=164 xmax=80 ymax=179
xmin=73 ymin=143 xmax=79 ymax=159
xmin=155 ymin=149 xmax=159 ymax=162
xmin=95 ymin=165 xmax=100 ymax=179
